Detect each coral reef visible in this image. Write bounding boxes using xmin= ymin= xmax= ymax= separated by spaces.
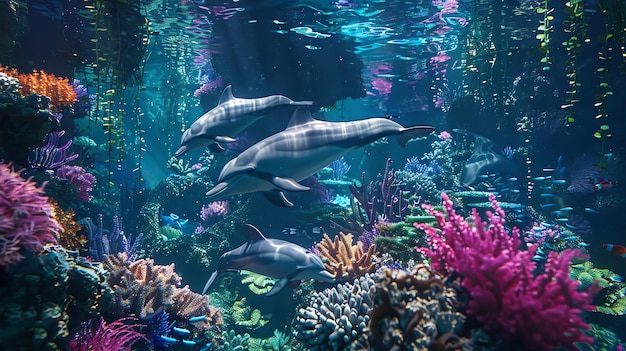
xmin=56 ymin=165 xmax=97 ymax=202
xmin=415 ymin=193 xmax=601 ymax=350
xmin=0 ymin=246 xmax=113 ymax=351
xmin=52 ymin=203 xmax=87 ymax=251
xmin=0 ymin=163 xmax=61 ymax=267
xmin=0 ymin=65 xmax=76 ymax=112
xmin=316 ymin=232 xmax=378 ymax=282
xmin=351 ymin=265 xmax=467 ymax=350
xmin=232 ymin=297 xmax=271 ymax=330
xmin=294 ymin=274 xmax=376 ymax=351
xmin=102 ymin=253 xmax=223 ymax=331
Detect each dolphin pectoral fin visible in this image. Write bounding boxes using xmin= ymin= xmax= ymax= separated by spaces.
xmin=206 ymin=182 xmax=228 ymax=197
xmin=208 ymin=143 xmax=226 ymax=153
xmin=263 ymin=190 xmax=294 ymax=207
xmin=214 ymin=135 xmax=237 ymax=143
xmin=202 ymin=271 xmax=219 ymax=295
xmin=271 ymin=176 xmax=310 ymax=192
xmin=174 ymin=145 xmax=188 ymax=158
xmin=266 ymin=277 xmax=290 ymax=296
xmin=396 ymin=125 xmax=436 ymax=147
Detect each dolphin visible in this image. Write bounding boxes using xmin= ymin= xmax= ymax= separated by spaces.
xmin=202 ymin=224 xmax=335 ymax=296
xmin=174 ymin=85 xmax=314 ymax=157
xmin=205 ymin=107 xmax=435 ymax=206
xmin=453 ymin=129 xmax=519 ymax=186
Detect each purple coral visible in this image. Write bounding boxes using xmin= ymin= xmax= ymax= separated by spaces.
xmin=414 ymin=193 xmax=600 ymax=350
xmin=56 ymin=165 xmax=96 ymax=201
xmin=70 ymin=317 xmax=147 ymax=351
xmin=0 ymin=163 xmax=61 ymax=267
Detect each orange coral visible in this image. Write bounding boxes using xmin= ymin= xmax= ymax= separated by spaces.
xmin=51 ymin=203 xmax=87 ymax=251
xmin=316 ymin=232 xmax=378 ymax=281
xmin=0 ymin=65 xmax=76 ymax=112
xmin=103 ymin=253 xmax=222 ymax=331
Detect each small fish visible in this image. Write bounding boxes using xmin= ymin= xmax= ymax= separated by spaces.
xmin=173 ymin=327 xmax=191 ymax=336
xmin=160 ymin=335 xmax=178 ymax=344
xmin=603 ymin=243 xmax=626 ymax=258
xmin=540 ymin=203 xmax=556 ymax=209
xmin=506 ymin=177 xmax=518 ymax=181
xmin=584 ymin=207 xmax=599 ymax=214
xmin=182 ymin=340 xmax=196 ymax=346
xmin=609 ymin=275 xmax=623 ymax=282
xmin=589 ymin=176 xmax=619 ymax=191
xmin=540 ymin=193 xmax=557 ymax=198
xmin=552 ymin=179 xmax=567 ymax=185
xmin=189 ymin=315 xmax=207 ymax=323
xmin=532 ymin=176 xmax=546 ymax=181
xmin=559 ymin=207 xmax=574 ymax=211
xmin=555 ymin=218 xmax=569 ymax=223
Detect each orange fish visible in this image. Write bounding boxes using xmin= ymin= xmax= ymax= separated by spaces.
xmin=589 ymin=176 xmax=619 ymax=191
xmin=603 ymin=243 xmax=626 ymax=258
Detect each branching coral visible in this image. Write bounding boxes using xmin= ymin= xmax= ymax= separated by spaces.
xmin=0 ymin=65 xmax=77 ymax=112
xmin=102 ymin=253 xmax=222 ymax=331
xmin=316 ymin=232 xmax=378 ymax=281
xmin=415 ymin=193 xmax=601 ymax=350
xmin=0 ymin=163 xmax=61 ymax=267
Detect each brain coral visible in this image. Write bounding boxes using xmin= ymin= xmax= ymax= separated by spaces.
xmin=0 ymin=163 xmax=61 ymax=267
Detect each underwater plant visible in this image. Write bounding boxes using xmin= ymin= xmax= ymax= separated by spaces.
xmin=69 ymin=317 xmax=147 ymax=351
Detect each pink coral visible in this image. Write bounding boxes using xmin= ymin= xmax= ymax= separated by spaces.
xmin=70 ymin=317 xmax=147 ymax=351
xmin=0 ymin=163 xmax=61 ymax=266
xmin=56 ymin=165 xmax=97 ymax=201
xmin=414 ymin=193 xmax=600 ymax=350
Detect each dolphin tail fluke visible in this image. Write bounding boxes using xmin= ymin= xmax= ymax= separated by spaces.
xmin=290 ymin=100 xmax=315 ymax=106
xmin=202 ymin=271 xmax=219 ymax=295
xmin=396 ymin=126 xmax=436 ymax=147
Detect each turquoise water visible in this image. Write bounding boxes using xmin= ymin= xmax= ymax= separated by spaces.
xmin=1 ymin=0 xmax=625 ymax=350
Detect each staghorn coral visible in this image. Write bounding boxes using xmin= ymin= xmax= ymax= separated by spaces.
xmin=0 ymin=163 xmax=61 ymax=267
xmin=351 ymin=265 xmax=467 ymax=350
xmin=102 ymin=253 xmax=222 ymax=331
xmin=0 ymin=65 xmax=77 ymax=112
xmin=294 ymin=274 xmax=376 ymax=351
xmin=52 ymin=203 xmax=87 ymax=251
xmin=316 ymin=232 xmax=378 ymax=281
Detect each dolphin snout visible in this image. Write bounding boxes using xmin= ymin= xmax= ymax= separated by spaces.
xmin=317 ymin=270 xmax=336 ymax=282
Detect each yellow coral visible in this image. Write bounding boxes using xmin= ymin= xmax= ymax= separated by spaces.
xmin=51 ymin=203 xmax=86 ymax=251
xmin=240 ymin=270 xmax=276 ymax=295
xmin=316 ymin=232 xmax=378 ymax=281
xmin=232 ymin=297 xmax=270 ymax=330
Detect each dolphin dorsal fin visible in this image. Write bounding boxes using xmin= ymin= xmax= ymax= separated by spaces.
xmin=287 ymin=107 xmax=316 ymax=128
xmin=245 ymin=224 xmax=267 ymax=240
xmin=218 ymin=85 xmax=235 ymax=104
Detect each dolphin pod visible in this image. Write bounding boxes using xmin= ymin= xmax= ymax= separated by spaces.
xmin=205 ymin=107 xmax=435 ymax=206
xmin=202 ymin=224 xmax=335 ymax=296
xmin=174 ymin=85 xmax=313 ymax=157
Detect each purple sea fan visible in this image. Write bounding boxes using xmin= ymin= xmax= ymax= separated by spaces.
xmin=56 ymin=165 xmax=96 ymax=201
xmin=0 ymin=163 xmax=61 ymax=267
xmin=70 ymin=317 xmax=147 ymax=351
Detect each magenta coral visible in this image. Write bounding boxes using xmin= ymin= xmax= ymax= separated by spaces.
xmin=0 ymin=163 xmax=61 ymax=266
xmin=56 ymin=165 xmax=97 ymax=201
xmin=414 ymin=193 xmax=600 ymax=350
xmin=70 ymin=317 xmax=147 ymax=351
